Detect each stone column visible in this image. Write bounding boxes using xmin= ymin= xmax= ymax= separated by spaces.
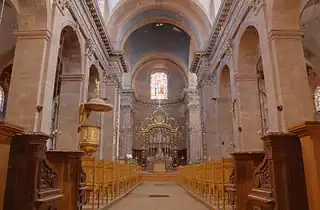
xmin=185 ymin=88 xmax=202 ymax=163
xmin=6 ymin=30 xmax=51 ymax=131
xmin=119 ymin=89 xmax=134 ymax=157
xmin=56 ymin=73 xmax=84 ymax=150
xmin=217 ymin=97 xmax=234 ymax=157
xmin=0 ymin=122 xmax=23 ymax=210
xmin=102 ymin=69 xmax=121 ymax=161
xmin=198 ymin=76 xmax=218 ymax=160
xmin=268 ymin=30 xmax=314 ymax=129
xmin=235 ymin=74 xmax=262 ymax=151
xmin=289 ymin=121 xmax=320 ymax=210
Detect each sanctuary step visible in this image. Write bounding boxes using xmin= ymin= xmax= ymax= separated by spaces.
xmin=141 ymin=171 xmax=177 ymax=182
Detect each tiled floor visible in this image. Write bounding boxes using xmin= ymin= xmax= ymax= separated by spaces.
xmin=107 ymin=182 xmax=209 ymax=210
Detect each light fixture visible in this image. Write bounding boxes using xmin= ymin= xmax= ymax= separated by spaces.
xmin=155 ymin=23 xmax=164 ymax=27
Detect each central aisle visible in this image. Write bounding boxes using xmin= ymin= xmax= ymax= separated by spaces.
xmin=107 ymin=182 xmax=209 ymax=210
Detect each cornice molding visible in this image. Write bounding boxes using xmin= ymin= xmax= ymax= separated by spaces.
xmin=190 ymin=0 xmax=234 ymax=74
xmin=83 ymin=0 xmax=129 ymax=72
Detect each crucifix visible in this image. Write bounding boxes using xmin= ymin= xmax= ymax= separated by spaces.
xmin=157 ymin=99 xmax=162 ymax=108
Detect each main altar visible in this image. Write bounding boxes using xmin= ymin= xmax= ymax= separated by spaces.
xmin=137 ymin=102 xmax=182 ymax=173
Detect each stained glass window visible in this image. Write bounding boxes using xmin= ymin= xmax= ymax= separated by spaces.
xmin=0 ymin=86 xmax=4 ymax=112
xmin=315 ymin=85 xmax=320 ymax=112
xmin=150 ymin=72 xmax=168 ymax=100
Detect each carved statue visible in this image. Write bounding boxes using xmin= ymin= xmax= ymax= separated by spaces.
xmin=95 ymin=79 xmax=101 ymax=97
xmin=79 ymin=104 xmax=90 ymax=127
xmin=156 ymin=148 xmax=164 ymax=158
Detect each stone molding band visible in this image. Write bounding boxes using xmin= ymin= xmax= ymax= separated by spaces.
xmin=60 ymin=73 xmax=84 ymax=81
xmin=14 ymin=29 xmax=52 ymax=41
xmin=268 ymin=29 xmax=303 ymax=41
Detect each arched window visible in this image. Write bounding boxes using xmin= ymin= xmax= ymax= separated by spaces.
xmin=315 ymin=85 xmax=320 ymax=112
xmin=150 ymin=72 xmax=168 ymax=100
xmin=0 ymin=86 xmax=5 ymax=112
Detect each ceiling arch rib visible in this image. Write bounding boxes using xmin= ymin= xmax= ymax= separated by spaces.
xmin=109 ymin=0 xmax=211 ymax=19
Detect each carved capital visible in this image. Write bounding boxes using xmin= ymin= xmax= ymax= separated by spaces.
xmin=55 ymin=0 xmax=71 ymax=10
xmin=249 ymin=0 xmax=265 ymax=14
xmin=85 ymin=39 xmax=95 ymax=57
xmin=104 ymin=73 xmax=120 ymax=86
xmin=198 ymin=73 xmax=216 ymax=88
xmin=224 ymin=39 xmax=233 ymax=57
xmin=120 ymin=88 xmax=134 ymax=106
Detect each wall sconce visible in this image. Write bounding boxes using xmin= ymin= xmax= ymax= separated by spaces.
xmin=36 ymin=105 xmax=43 ymax=112
xmin=277 ymin=105 xmax=283 ymax=111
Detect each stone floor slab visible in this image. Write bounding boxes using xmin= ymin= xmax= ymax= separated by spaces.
xmin=106 ymin=182 xmax=209 ymax=210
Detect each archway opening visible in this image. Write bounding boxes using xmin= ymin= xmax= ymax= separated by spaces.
xmin=50 ymin=26 xmax=82 ymax=150
xmin=218 ymin=66 xmax=234 ymax=156
xmin=236 ymin=26 xmax=267 ymax=151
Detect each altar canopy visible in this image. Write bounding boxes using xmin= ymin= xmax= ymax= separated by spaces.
xmin=137 ymin=104 xmax=182 ymax=169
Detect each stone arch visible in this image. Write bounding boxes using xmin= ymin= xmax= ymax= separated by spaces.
xmin=132 ymin=53 xmax=188 ymax=74
xmin=51 ymin=25 xmax=83 ymax=150
xmin=60 ymin=26 xmax=82 ymax=74
xmin=237 ymin=25 xmax=260 ymax=75
xmin=88 ymin=65 xmax=100 ymax=99
xmin=87 ymin=65 xmax=101 ymax=129
xmin=131 ymin=58 xmax=187 ymax=102
xmin=235 ymin=25 xmax=264 ymax=151
xmin=131 ymin=54 xmax=188 ymax=88
xmin=108 ymin=0 xmax=211 ymax=49
xmin=217 ymin=65 xmax=234 ymax=156
xmin=218 ymin=66 xmax=232 ymax=99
